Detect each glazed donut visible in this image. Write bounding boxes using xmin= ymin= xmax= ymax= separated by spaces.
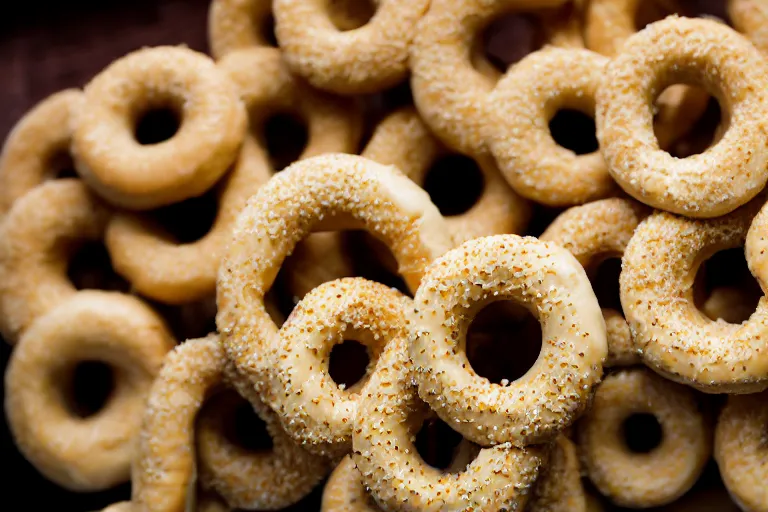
xmin=715 ymin=391 xmax=767 ymax=512
xmin=72 ymin=46 xmax=247 ymax=210
xmin=0 ymin=89 xmax=84 ymax=215
xmin=352 ymin=325 xmax=547 ymax=512
xmin=4 ymin=291 xmax=175 ymax=491
xmin=596 ymin=17 xmax=768 ymax=218
xmin=321 ymin=456 xmax=382 ymax=512
xmin=485 ymin=47 xmax=618 ymax=206
xmin=0 ymin=179 xmax=111 ymax=344
xmin=216 ymin=153 xmax=453 ymax=401
xmin=104 ymin=47 xmax=361 ymax=305
xmin=620 ymin=197 xmax=768 ymax=393
xmin=529 ymin=436 xmax=589 ymax=512
xmin=577 ymin=368 xmax=712 ymax=508
xmin=410 ymin=0 xmax=577 ymax=156
xmin=273 ymin=0 xmax=429 ymax=95
xmin=133 ymin=335 xmax=328 ymax=512
xmin=729 ymin=0 xmax=768 ymax=54
xmin=410 ymin=234 xmax=607 ymax=447
xmin=747 ymin=200 xmax=768 ymax=293
xmin=362 ymin=107 xmax=531 ymax=244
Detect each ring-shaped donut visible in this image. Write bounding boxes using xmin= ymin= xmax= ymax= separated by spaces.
xmin=620 ymin=197 xmax=768 ymax=393
xmin=273 ymin=0 xmax=429 ymax=95
xmin=0 ymin=89 xmax=84 ymax=216
xmin=72 ymin=46 xmax=247 ymax=210
xmin=0 ymin=179 xmax=111 ymax=344
xmin=577 ymin=368 xmax=712 ymax=508
xmin=216 ymin=153 xmax=453 ymax=402
xmin=132 ymin=335 xmax=329 ymax=512
xmin=486 ymin=47 xmax=617 ymax=206
xmin=746 ymin=200 xmax=768 ymax=293
xmin=322 ymin=456 xmax=382 ymax=512
xmin=5 ymin=291 xmax=174 ymax=491
xmin=104 ymin=47 xmax=361 ymax=305
xmin=715 ymin=391 xmax=767 ymax=512
xmin=410 ymin=234 xmax=607 ymax=447
xmin=362 ymin=107 xmax=531 ymax=244
xmin=529 ymin=436 xmax=589 ymax=512
xmin=596 ymin=17 xmax=768 ymax=218
xmin=729 ymin=0 xmax=768 ymax=54
xmin=353 ymin=329 xmax=547 ymax=511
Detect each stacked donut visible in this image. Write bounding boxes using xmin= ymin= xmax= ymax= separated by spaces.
xmin=1 ymin=0 xmax=767 ymax=511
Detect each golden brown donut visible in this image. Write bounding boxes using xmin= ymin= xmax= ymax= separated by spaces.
xmin=321 ymin=456 xmax=382 ymax=512
xmin=596 ymin=17 xmax=768 ymax=218
xmin=0 ymin=89 xmax=84 ymax=216
xmin=528 ymin=436 xmax=590 ymax=512
xmin=577 ymin=368 xmax=712 ymax=508
xmin=4 ymin=291 xmax=174 ymax=491
xmin=715 ymin=391 xmax=768 ymax=512
xmin=0 ymin=179 xmax=111 ymax=344
xmin=620 ymin=197 xmax=768 ymax=393
xmin=729 ymin=0 xmax=768 ymax=54
xmin=72 ymin=46 xmax=247 ymax=210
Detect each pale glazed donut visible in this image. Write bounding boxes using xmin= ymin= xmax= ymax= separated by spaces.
xmin=747 ymin=200 xmax=768 ymax=293
xmin=577 ymin=368 xmax=712 ymax=508
xmin=620 ymin=197 xmax=768 ymax=393
xmin=410 ymin=0 xmax=577 ymax=156
xmin=0 ymin=89 xmax=84 ymax=216
xmin=485 ymin=47 xmax=618 ymax=206
xmin=540 ymin=198 xmax=650 ymax=367
xmin=216 ymin=154 xmax=453 ymax=403
xmin=321 ymin=456 xmax=382 ymax=512
xmin=273 ymin=0 xmax=430 ymax=95
xmin=596 ymin=17 xmax=768 ymax=218
xmin=352 ymin=322 xmax=547 ymax=512
xmin=410 ymin=234 xmax=607 ymax=447
xmin=4 ymin=291 xmax=174 ymax=491
xmin=362 ymin=107 xmax=531 ymax=244
xmin=715 ymin=391 xmax=767 ymax=512
xmin=0 ymin=179 xmax=111 ymax=344
xmin=105 ymin=47 xmax=360 ymax=305
xmin=72 ymin=46 xmax=247 ymax=210
xmin=133 ymin=335 xmax=329 ymax=512
xmin=528 ymin=436 xmax=590 ymax=512
xmin=729 ymin=0 xmax=768 ymax=54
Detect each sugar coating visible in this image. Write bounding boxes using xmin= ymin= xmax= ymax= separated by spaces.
xmin=410 ymin=234 xmax=607 ymax=447
xmin=216 ymin=153 xmax=453 ymax=405
xmin=596 ymin=16 xmax=768 ymax=218
xmin=620 ymin=196 xmax=768 ymax=393
xmin=363 ymin=107 xmax=531 ymax=244
xmin=729 ymin=0 xmax=768 ymax=55
xmin=577 ymin=368 xmax=712 ymax=508
xmin=0 ymin=89 xmax=84 ymax=216
xmin=540 ymin=197 xmax=650 ymax=367
xmin=4 ymin=291 xmax=174 ymax=491
xmin=0 ymin=179 xmax=111 ymax=344
xmin=322 ymin=456 xmax=383 ymax=512
xmin=715 ymin=391 xmax=768 ymax=512
xmin=528 ymin=436 xmax=589 ymax=512
xmin=72 ymin=46 xmax=247 ymax=210
xmin=486 ymin=47 xmax=618 ymax=207
xmin=352 ymin=329 xmax=547 ymax=512
xmin=273 ymin=0 xmax=429 ymax=95
xmin=747 ymin=200 xmax=768 ymax=293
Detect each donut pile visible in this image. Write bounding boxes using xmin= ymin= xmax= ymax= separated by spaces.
xmin=1 ymin=0 xmax=767 ymax=511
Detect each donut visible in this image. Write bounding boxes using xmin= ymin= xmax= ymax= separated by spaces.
xmin=747 ymin=200 xmax=768 ymax=293
xmin=528 ymin=435 xmax=590 ymax=512
xmin=728 ymin=0 xmax=768 ymax=54
xmin=485 ymin=47 xmax=618 ymax=206
xmin=216 ymin=153 xmax=453 ymax=403
xmin=132 ymin=335 xmax=328 ymax=512
xmin=321 ymin=456 xmax=382 ymax=512
xmin=577 ymin=368 xmax=712 ymax=508
xmin=273 ymin=0 xmax=430 ymax=94
xmin=714 ymin=391 xmax=767 ymax=512
xmin=0 ymin=89 xmax=84 ymax=216
xmin=105 ymin=47 xmax=361 ymax=305
xmin=0 ymin=179 xmax=111 ymax=344
xmin=362 ymin=107 xmax=531 ymax=244
xmin=410 ymin=234 xmax=607 ymax=447
xmin=4 ymin=291 xmax=175 ymax=491
xmin=620 ymin=196 xmax=768 ymax=393
xmin=596 ymin=17 xmax=768 ymax=218
xmin=72 ymin=46 xmax=247 ymax=210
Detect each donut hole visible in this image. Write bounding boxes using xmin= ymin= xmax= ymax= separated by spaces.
xmin=63 ymin=361 xmax=115 ymax=418
xmin=589 ymin=257 xmax=624 ymax=315
xmin=693 ymin=247 xmax=762 ymax=324
xmin=46 ymin=150 xmax=78 ymax=180
xmin=478 ymin=11 xmax=546 ymax=73
xmin=67 ymin=241 xmax=131 ymax=293
xmin=415 ymin=417 xmax=474 ymax=472
xmin=666 ymin=96 xmax=724 ymax=158
xmin=423 ymin=155 xmax=485 ymax=217
xmin=262 ymin=113 xmax=309 ymax=172
xmin=622 ymin=413 xmax=663 ymax=454
xmin=220 ymin=392 xmax=274 ymax=453
xmin=328 ymin=0 xmax=376 ymax=31
xmin=465 ymin=301 xmax=542 ymax=385
xmin=549 ymin=109 xmax=599 ymax=155
xmin=150 ymin=295 xmax=218 ymax=341
xmin=328 ymin=339 xmax=371 ymax=390
xmin=133 ymin=106 xmax=181 ymax=145
xmin=347 ymin=231 xmax=412 ymax=296
xmin=257 ymin=13 xmax=278 ymax=47
xmin=150 ymin=187 xmax=219 ymax=244
xmin=634 ymin=0 xmax=679 ymax=30
xmin=525 ymin=204 xmax=566 ymax=237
